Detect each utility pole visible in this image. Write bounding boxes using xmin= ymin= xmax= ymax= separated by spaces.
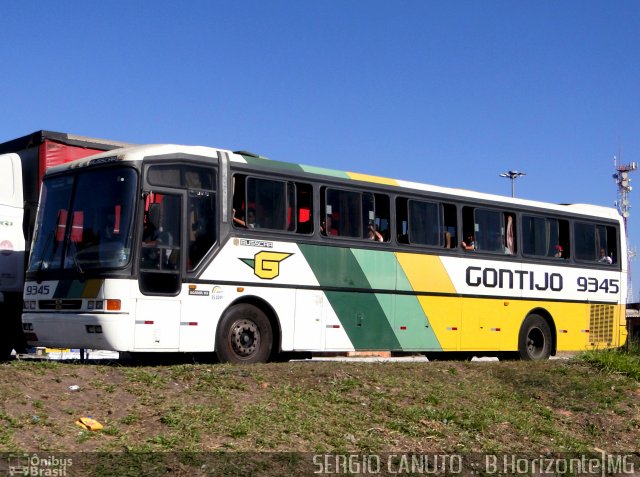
xmin=499 ymin=170 xmax=526 ymax=198
xmin=613 ymin=156 xmax=638 ymax=304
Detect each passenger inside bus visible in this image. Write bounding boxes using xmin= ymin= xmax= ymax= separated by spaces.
xmin=233 ymin=208 xmax=257 ymax=228
xmin=140 ymin=199 xmax=178 ymax=270
xmin=143 ymin=210 xmax=158 ymax=243
xmin=367 ymin=221 xmax=383 ymax=241
xmin=462 ymin=234 xmax=475 ymax=250
xmin=444 ymin=231 xmax=452 ymax=248
xmin=321 ymin=214 xmax=339 ymax=236
xmin=496 ymin=234 xmax=512 ymax=254
xmin=599 ymin=248 xmax=613 ymax=264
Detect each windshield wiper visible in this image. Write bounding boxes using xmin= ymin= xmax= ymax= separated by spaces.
xmin=67 ymin=240 xmax=85 ymax=280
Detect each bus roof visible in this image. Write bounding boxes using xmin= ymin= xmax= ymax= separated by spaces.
xmin=46 ymin=143 xmax=622 ymax=222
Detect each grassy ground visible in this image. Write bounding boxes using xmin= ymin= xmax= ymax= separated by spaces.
xmin=0 ymin=352 xmax=639 ymax=475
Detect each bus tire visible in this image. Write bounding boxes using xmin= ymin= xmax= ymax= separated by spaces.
xmin=216 ymin=304 xmax=273 ymax=364
xmin=518 ymin=314 xmax=552 ymax=360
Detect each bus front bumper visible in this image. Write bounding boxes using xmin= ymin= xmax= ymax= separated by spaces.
xmin=22 ymin=312 xmax=132 ymax=351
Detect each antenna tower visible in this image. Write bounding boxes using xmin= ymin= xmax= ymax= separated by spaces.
xmin=613 ymin=155 xmax=638 ymax=302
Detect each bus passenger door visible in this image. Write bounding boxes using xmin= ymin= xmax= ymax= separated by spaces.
xmin=135 ymin=192 xmax=182 ymax=350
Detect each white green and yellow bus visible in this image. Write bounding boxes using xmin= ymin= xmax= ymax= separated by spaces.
xmin=22 ymin=144 xmax=627 ymax=362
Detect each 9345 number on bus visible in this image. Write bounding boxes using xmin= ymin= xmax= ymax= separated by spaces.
xmin=576 ymin=277 xmax=619 ymax=294
xmin=25 ymin=285 xmax=51 ymax=296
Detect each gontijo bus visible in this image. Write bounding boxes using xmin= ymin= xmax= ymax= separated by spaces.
xmin=22 ymin=144 xmax=627 ymax=362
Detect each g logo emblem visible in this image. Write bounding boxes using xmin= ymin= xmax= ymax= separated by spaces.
xmin=240 ymin=251 xmax=292 ymax=280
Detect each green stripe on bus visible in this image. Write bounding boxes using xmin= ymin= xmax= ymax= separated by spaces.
xmin=298 ymin=244 xmax=400 ymax=349
xmin=325 ymin=290 xmax=401 ymax=350
xmin=240 ymin=153 xmax=353 ymax=180
xmin=300 ymin=165 xmax=350 ymax=179
xmin=240 ymin=155 xmax=306 ymax=173
xmin=299 ymin=244 xmax=373 ymax=289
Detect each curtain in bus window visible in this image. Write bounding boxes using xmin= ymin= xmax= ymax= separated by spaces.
xmin=326 ymin=189 xmax=361 ymax=238
xmin=546 ymin=219 xmax=560 ymax=257
xmin=606 ymin=226 xmax=617 ymax=263
xmin=408 ymin=200 xmax=441 ymax=246
xmin=474 ymin=209 xmax=502 ymax=252
xmin=524 ymin=216 xmax=555 ymax=257
xmin=247 ymin=178 xmax=287 ymax=230
xmin=596 ymin=225 xmax=614 ymax=264
xmin=362 ymin=193 xmax=375 ymax=240
xmin=575 ymin=222 xmax=597 ymax=261
xmin=287 ymin=182 xmax=296 ymax=231
xmin=506 ymin=215 xmax=515 ymax=253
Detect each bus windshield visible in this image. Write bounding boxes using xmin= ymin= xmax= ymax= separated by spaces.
xmin=28 ymin=167 xmax=138 ymax=273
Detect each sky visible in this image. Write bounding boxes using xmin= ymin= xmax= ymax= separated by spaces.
xmin=2 ymin=1 xmax=640 ymax=294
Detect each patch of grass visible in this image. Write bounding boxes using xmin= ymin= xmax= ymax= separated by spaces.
xmin=1 ymin=357 xmax=639 ymax=458
xmin=123 ymin=368 xmax=168 ymax=387
xmin=10 ymin=360 xmax=61 ymax=373
xmin=578 ymin=345 xmax=640 ymax=380
xmin=120 ymin=411 xmax=141 ymax=425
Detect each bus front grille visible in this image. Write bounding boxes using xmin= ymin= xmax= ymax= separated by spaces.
xmin=38 ymin=300 xmax=83 ymax=311
xmin=589 ymin=304 xmax=614 ymax=345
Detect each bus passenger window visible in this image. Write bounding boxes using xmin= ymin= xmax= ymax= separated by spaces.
xmin=372 ymin=193 xmax=390 ymax=242
xmin=442 ymin=203 xmax=457 ymax=248
xmin=505 ymin=213 xmax=516 ymax=254
xmin=294 ymin=182 xmax=313 ymax=234
xmin=396 ymin=197 xmax=455 ymax=247
xmin=321 ymin=187 xmax=388 ymax=241
xmin=322 ymin=188 xmax=359 ymax=238
xmin=522 ymin=215 xmax=570 ymax=259
xmin=396 ymin=198 xmax=409 ymax=243
xmin=574 ymin=222 xmax=617 ymax=265
xmin=463 ymin=207 xmax=508 ymax=253
xmin=188 ymin=190 xmax=216 ymax=270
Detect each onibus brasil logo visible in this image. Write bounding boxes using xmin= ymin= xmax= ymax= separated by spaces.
xmin=240 ymin=251 xmax=293 ymax=279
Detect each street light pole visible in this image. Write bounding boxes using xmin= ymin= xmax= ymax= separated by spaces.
xmin=499 ymin=170 xmax=526 ymax=197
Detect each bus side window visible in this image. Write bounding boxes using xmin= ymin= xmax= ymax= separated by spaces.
xmin=575 ymin=222 xmax=618 ymax=265
xmin=505 ymin=213 xmax=516 ymax=254
xmin=373 ymin=193 xmax=390 ymax=242
xmin=232 ymin=174 xmax=247 ymax=228
xmin=395 ymin=197 xmax=409 ymax=244
xmin=295 ymin=182 xmax=313 ymax=234
xmin=461 ymin=206 xmax=476 ymax=251
xmin=188 ymin=190 xmax=216 ymax=270
xmin=442 ymin=203 xmax=457 ymax=248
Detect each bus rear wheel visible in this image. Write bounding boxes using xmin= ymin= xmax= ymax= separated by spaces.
xmin=518 ymin=314 xmax=552 ymax=360
xmin=216 ymin=304 xmax=273 ymax=364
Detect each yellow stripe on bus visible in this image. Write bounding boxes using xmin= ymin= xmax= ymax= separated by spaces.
xmin=396 ymin=254 xmax=459 ymax=349
xmin=346 ymin=172 xmax=399 ymax=186
xmin=396 ymin=253 xmax=456 ymax=294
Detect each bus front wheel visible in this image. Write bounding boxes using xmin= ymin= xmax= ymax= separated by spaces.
xmin=215 ymin=304 xmax=273 ymax=364
xmin=518 ymin=314 xmax=552 ymax=360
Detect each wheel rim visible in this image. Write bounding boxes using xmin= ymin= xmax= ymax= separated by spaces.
xmin=229 ymin=319 xmax=260 ymax=357
xmin=526 ymin=327 xmax=545 ymax=358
